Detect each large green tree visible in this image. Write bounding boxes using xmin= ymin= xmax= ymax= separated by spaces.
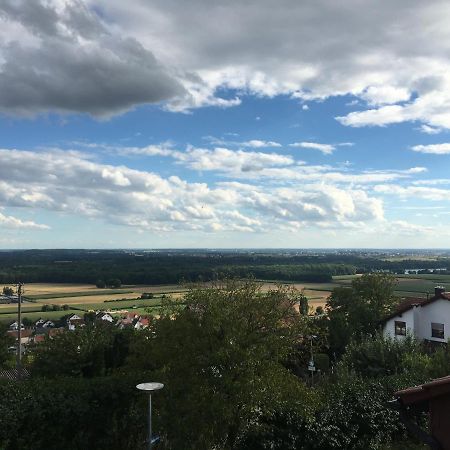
xmin=326 ymin=273 xmax=397 ymax=354
xmin=126 ymin=280 xmax=316 ymax=449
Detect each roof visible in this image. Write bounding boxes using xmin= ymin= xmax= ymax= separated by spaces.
xmin=0 ymin=368 xmax=30 ymax=380
xmin=395 ymin=375 xmax=450 ymax=406
xmin=381 ymin=291 xmax=450 ymax=324
xmin=7 ymin=329 xmax=33 ymax=338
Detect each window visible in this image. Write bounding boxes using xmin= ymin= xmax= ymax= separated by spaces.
xmin=395 ymin=321 xmax=406 ymax=336
xmin=431 ymin=322 xmax=444 ymax=339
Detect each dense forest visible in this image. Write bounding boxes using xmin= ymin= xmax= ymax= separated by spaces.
xmin=0 ymin=249 xmax=449 ymax=285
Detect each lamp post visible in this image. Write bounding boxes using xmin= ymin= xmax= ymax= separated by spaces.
xmin=136 ymin=382 xmax=164 ymax=450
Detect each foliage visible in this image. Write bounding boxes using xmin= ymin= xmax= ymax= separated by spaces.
xmin=0 ymin=323 xmax=14 ymax=369
xmin=338 ymin=333 xmax=424 ymax=378
xmin=299 ymin=293 xmax=309 ymax=315
xmin=126 ymin=280 xmax=313 ymax=449
xmin=32 ymin=325 xmax=133 ymax=378
xmin=2 ymin=286 xmax=14 ymax=296
xmin=96 ymin=279 xmax=106 ymax=288
xmin=327 ymin=273 xmax=397 ymax=354
xmin=0 ymin=375 xmax=146 ymax=450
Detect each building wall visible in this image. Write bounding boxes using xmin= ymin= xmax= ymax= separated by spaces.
xmin=383 ymin=299 xmax=450 ymax=342
xmin=417 ymin=299 xmax=450 ymax=342
xmin=383 ymin=308 xmax=415 ymax=339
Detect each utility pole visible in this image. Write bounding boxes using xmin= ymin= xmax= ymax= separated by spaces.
xmin=17 ymin=283 xmax=23 ymax=378
xmin=307 ymin=334 xmax=317 ymax=387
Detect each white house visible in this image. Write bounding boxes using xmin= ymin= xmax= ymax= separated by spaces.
xmin=383 ymin=287 xmax=450 ymax=343
xmin=96 ymin=312 xmax=114 ymax=323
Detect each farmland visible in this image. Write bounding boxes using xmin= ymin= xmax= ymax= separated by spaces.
xmin=1 ymin=271 xmax=449 ymax=323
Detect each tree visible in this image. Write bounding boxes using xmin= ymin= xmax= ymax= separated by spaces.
xmin=32 ymin=325 xmax=133 ymax=378
xmin=0 ymin=323 xmax=14 ymax=368
xmin=299 ymin=293 xmax=309 ymax=315
xmin=107 ymin=278 xmax=121 ymax=288
xmin=2 ymin=286 xmax=13 ymax=296
xmin=95 ymin=279 xmax=106 ymax=289
xmin=326 ymin=273 xmax=397 ymax=354
xmin=126 ymin=280 xmax=314 ymax=449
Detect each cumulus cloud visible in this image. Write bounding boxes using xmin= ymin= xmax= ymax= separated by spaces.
xmin=86 ymin=0 xmax=450 ymax=125
xmin=0 ymin=148 xmax=387 ymax=233
xmin=0 ymin=0 xmax=449 ymax=125
xmin=0 ymin=212 xmax=49 ymax=230
xmin=0 ymin=0 xmax=184 ymax=117
xmin=411 ymin=143 xmax=450 ymax=154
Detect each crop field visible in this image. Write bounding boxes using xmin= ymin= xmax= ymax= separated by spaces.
xmin=1 ymin=273 xmax=449 ymax=324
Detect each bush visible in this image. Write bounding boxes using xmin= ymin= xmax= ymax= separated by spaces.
xmin=0 ymin=375 xmax=146 ymax=450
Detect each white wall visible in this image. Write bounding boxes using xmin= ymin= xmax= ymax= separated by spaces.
xmin=416 ymin=299 xmax=450 ymax=342
xmin=383 ymin=307 xmax=415 ymax=339
xmin=383 ymin=299 xmax=450 ymax=342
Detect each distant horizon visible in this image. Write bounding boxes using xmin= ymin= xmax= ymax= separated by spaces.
xmin=1 ymin=247 xmax=450 ymax=252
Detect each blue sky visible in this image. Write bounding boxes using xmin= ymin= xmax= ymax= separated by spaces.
xmin=1 ymin=0 xmax=450 ymax=248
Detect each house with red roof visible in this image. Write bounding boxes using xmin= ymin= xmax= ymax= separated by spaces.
xmin=383 ymin=287 xmax=450 ymax=343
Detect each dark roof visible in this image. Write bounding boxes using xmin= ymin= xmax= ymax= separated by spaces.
xmin=381 ymin=292 xmax=450 ymax=324
xmin=395 ymin=375 xmax=450 ymax=406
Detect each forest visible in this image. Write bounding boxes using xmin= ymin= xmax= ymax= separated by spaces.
xmin=0 ymin=249 xmax=449 ymax=285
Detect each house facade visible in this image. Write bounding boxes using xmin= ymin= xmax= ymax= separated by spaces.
xmin=383 ymin=287 xmax=450 ymax=343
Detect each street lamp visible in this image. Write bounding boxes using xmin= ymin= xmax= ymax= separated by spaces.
xmin=136 ymin=382 xmax=164 ymax=450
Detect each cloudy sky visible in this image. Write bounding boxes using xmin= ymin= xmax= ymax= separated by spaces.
xmin=1 ymin=0 xmax=450 ymax=248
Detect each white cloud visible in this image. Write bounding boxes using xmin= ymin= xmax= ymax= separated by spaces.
xmin=0 ymin=212 xmax=49 ymax=230
xmin=419 ymin=124 xmax=442 ymax=134
xmin=241 ymin=140 xmax=282 ymax=148
xmin=0 ymin=148 xmax=388 ymax=233
xmin=374 ymin=184 xmax=450 ymax=201
xmin=289 ymin=142 xmax=335 ymax=154
xmin=411 ymin=143 xmax=450 ymax=154
xmin=360 ymin=86 xmax=411 ymax=106
xmin=0 ymin=0 xmax=449 ymax=127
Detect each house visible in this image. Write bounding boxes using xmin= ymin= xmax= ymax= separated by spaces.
xmin=96 ymin=312 xmax=114 ymax=323
xmin=383 ymin=287 xmax=450 ymax=343
xmin=9 ymin=321 xmax=24 ymax=331
xmin=35 ymin=318 xmax=46 ymax=328
xmin=42 ymin=320 xmax=55 ymax=328
xmin=7 ymin=329 xmax=33 ymax=345
xmin=116 ymin=313 xmax=150 ymax=330
xmin=66 ymin=314 xmax=85 ymax=331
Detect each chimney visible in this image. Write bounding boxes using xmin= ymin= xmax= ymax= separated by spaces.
xmin=434 ymin=286 xmax=445 ymax=297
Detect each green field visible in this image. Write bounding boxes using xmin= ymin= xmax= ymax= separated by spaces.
xmin=25 ymin=289 xmax=133 ymax=300
xmin=70 ymin=297 xmax=164 ymax=311
xmin=0 ymin=309 xmax=85 ymax=324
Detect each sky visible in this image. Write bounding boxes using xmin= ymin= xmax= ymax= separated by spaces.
xmin=0 ymin=0 xmax=450 ymax=249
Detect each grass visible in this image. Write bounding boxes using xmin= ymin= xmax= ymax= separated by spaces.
xmin=70 ymin=298 xmax=164 ymax=312
xmin=0 ymin=309 xmax=84 ymax=324
xmin=25 ymin=289 xmax=133 ymax=300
